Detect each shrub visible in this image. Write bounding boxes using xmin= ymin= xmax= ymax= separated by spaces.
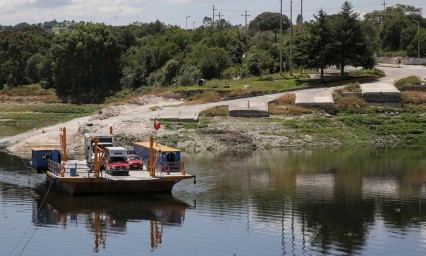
xmin=200 ymin=106 xmax=229 ymax=117
xmin=395 ymin=76 xmax=421 ymax=87
xmin=274 ymin=93 xmax=296 ymax=105
xmin=402 ymin=91 xmax=426 ymax=105
xmin=335 ymin=82 xmax=361 ymax=93
xmin=189 ymin=91 xmax=222 ymax=103
xmin=269 ymin=93 xmax=314 ymax=115
xmin=335 ymin=95 xmax=368 ymax=113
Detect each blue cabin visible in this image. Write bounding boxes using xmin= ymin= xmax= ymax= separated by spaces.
xmin=31 ymin=148 xmax=61 ymax=173
xmin=133 ymin=142 xmax=182 ymax=172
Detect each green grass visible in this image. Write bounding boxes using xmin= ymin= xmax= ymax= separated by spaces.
xmin=0 ymin=104 xmax=100 ymax=130
xmin=163 ymin=120 xmax=210 ymax=130
xmin=281 ymin=113 xmax=426 ymax=147
xmin=0 ymin=104 xmax=98 ymax=114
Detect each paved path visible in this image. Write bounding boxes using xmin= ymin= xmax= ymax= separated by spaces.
xmin=157 ymin=64 xmax=426 ymax=120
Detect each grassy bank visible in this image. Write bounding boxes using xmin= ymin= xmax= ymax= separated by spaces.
xmin=281 ymin=113 xmax=425 ymax=147
xmin=160 ymin=112 xmax=426 ymax=152
xmin=0 ymin=104 xmax=99 ymax=132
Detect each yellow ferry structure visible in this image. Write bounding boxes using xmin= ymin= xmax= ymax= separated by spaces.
xmin=32 ymin=127 xmax=195 ymax=195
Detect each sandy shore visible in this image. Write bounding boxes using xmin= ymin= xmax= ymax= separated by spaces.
xmin=0 ymin=94 xmax=338 ymax=156
xmin=0 ymin=96 xmax=186 ymax=155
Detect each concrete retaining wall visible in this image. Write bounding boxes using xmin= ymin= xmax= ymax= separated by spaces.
xmin=362 ymin=92 xmax=401 ymax=103
xmin=229 ymin=110 xmax=270 ymax=118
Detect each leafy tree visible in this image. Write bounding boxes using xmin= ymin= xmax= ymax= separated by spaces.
xmin=243 ymin=48 xmax=274 ymax=76
xmin=407 ymin=30 xmax=426 ymax=57
xmin=186 ymin=43 xmax=230 ymax=79
xmin=248 ymin=12 xmax=290 ymax=33
xmin=120 ymin=35 xmax=180 ymax=88
xmin=202 ymin=17 xmax=213 ymax=28
xmin=0 ymin=31 xmax=49 ymax=86
xmin=129 ymin=20 xmax=166 ymax=37
xmin=51 ymin=24 xmax=121 ymax=103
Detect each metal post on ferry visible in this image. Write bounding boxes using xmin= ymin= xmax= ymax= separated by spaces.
xmin=93 ymin=137 xmax=100 ymax=178
xmin=149 ymin=135 xmax=154 ymax=177
xmin=60 ymin=127 xmax=67 ymax=161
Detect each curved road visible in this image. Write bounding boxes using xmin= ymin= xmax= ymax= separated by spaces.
xmin=1 ymin=64 xmax=425 ymax=153
xmin=157 ymin=64 xmax=426 ymax=120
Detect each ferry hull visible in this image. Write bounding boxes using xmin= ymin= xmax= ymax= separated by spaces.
xmin=50 ymin=178 xmax=180 ymax=195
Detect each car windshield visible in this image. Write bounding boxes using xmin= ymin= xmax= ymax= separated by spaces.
xmin=128 ymin=156 xmax=140 ymax=160
xmin=110 ymin=157 xmax=125 ymax=163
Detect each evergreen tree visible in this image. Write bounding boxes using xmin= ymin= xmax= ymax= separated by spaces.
xmin=330 ymin=1 xmax=375 ymax=78
xmin=293 ymin=9 xmax=332 ymax=79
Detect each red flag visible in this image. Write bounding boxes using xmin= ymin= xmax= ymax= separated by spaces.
xmin=154 ymin=119 xmax=161 ymax=130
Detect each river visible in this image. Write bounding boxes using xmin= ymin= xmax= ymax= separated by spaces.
xmin=1 ymin=147 xmax=426 ymax=255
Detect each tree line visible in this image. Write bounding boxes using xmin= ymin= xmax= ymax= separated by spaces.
xmin=0 ymin=1 xmax=425 ymax=103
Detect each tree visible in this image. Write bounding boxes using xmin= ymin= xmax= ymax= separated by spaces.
xmin=293 ymin=9 xmax=333 ymax=79
xmin=248 ymin=12 xmax=290 ymax=33
xmin=0 ymin=31 xmax=49 ymax=86
xmin=51 ymin=24 xmax=121 ymax=103
xmin=364 ymin=4 xmax=423 ymax=52
xmin=330 ymin=1 xmax=375 ymax=77
xmin=186 ymin=43 xmax=231 ymax=79
xmin=244 ymin=48 xmax=274 ymax=76
xmin=202 ymin=17 xmax=213 ymax=28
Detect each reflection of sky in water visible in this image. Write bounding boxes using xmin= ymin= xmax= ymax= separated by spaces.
xmin=365 ymin=218 xmax=426 ymax=255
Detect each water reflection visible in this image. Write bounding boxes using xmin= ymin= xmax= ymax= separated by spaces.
xmin=2 ymin=147 xmax=426 ymax=255
xmin=32 ymin=186 xmax=190 ymax=253
xmin=183 ymin=147 xmax=426 ymax=255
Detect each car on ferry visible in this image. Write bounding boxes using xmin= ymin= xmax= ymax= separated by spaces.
xmin=103 ymin=147 xmax=130 ymax=175
xmin=126 ymin=154 xmax=143 ymax=169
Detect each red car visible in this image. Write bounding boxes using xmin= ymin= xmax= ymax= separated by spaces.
xmin=126 ymin=154 xmax=143 ymax=169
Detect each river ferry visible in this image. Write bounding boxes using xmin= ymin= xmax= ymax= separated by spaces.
xmin=31 ymin=127 xmax=194 ymax=195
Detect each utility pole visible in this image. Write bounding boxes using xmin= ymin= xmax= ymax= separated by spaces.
xmin=290 ymin=0 xmax=293 ymax=75
xmin=299 ymin=0 xmax=303 ymax=34
xmin=216 ymin=12 xmax=223 ymax=22
xmin=193 ymin=21 xmax=195 ymax=30
xmin=212 ymin=5 xmax=218 ymax=26
xmin=241 ymin=10 xmax=251 ymax=31
xmin=382 ymin=0 xmax=387 ymax=11
xmin=186 ymin=16 xmax=190 ymax=30
xmin=413 ymin=20 xmax=420 ymax=60
xmin=280 ymin=0 xmax=283 ymax=75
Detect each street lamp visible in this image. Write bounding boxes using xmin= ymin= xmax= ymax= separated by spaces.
xmin=186 ymin=16 xmax=190 ymax=30
xmin=412 ymin=20 xmax=420 ymax=60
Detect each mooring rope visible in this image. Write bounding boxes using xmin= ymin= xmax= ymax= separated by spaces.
xmin=9 ymin=176 xmax=53 ymax=256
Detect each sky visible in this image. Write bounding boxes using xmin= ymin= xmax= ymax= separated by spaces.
xmin=0 ymin=0 xmax=426 ymax=28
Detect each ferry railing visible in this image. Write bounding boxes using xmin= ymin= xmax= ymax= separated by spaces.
xmin=158 ymin=161 xmax=185 ymax=175
xmin=48 ymin=160 xmax=103 ymax=178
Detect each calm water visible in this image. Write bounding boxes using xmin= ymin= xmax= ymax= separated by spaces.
xmin=1 ymin=148 xmax=426 ymax=255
